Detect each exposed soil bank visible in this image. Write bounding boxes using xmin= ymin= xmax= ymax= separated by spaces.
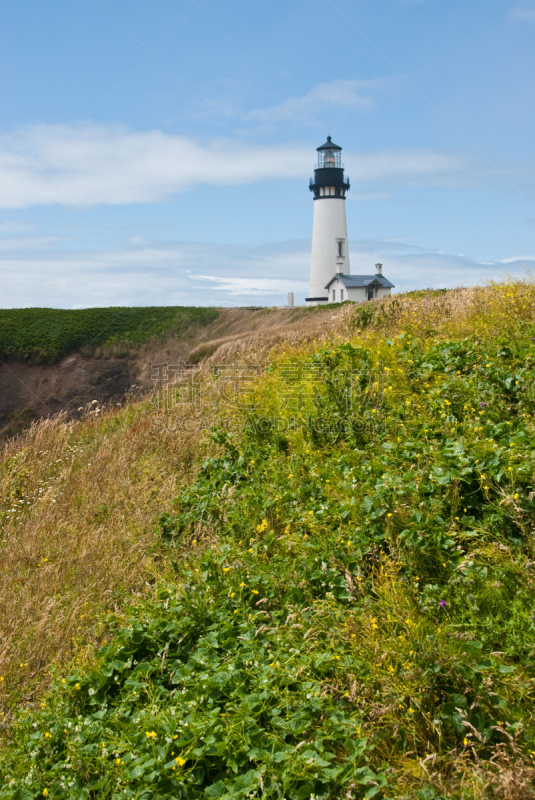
xmin=0 ymin=306 xmax=321 ymax=437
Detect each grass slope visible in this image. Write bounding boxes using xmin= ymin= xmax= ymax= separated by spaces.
xmin=2 ymin=281 xmax=535 ymax=798
xmin=0 ymin=307 xmax=220 ymax=363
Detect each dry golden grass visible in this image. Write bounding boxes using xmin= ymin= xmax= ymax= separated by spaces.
xmin=357 ymin=275 xmax=535 ymax=341
xmin=206 ymin=306 xmax=354 ymax=365
xmin=0 ymin=314 xmax=333 ymax=718
xmin=0 ymin=395 xmax=209 ymax=717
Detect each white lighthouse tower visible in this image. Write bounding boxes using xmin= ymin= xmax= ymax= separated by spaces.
xmin=306 ymin=136 xmax=350 ymax=305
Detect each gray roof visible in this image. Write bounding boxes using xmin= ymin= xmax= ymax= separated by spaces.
xmin=325 ymin=274 xmax=395 ymax=290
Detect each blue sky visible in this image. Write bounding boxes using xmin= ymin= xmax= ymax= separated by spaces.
xmin=1 ymin=0 xmax=534 ymax=308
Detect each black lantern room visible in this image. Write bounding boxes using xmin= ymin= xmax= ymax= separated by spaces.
xmin=309 ymin=136 xmax=350 ymax=199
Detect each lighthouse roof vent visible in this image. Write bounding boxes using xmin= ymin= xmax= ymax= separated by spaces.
xmin=317 ymin=135 xmax=342 ymax=151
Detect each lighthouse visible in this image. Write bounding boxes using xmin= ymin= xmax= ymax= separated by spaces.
xmin=306 ymin=136 xmax=350 ymax=305
xmin=306 ymin=136 xmax=395 ymax=305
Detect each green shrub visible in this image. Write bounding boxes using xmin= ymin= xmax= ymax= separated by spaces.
xmin=0 ymin=307 xmax=219 ymax=363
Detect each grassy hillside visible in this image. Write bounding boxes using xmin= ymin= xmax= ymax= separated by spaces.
xmin=0 ymin=306 xmax=220 ymax=363
xmin=2 ymin=280 xmax=535 ymax=798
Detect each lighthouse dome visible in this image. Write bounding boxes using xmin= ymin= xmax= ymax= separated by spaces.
xmin=316 ymin=135 xmax=342 ymax=151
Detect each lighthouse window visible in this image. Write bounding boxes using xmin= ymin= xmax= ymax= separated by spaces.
xmin=319 ymin=148 xmax=341 ymax=169
xmin=337 ymin=240 xmax=343 ymax=257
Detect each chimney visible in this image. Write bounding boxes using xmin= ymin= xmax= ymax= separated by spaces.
xmin=287 ymin=292 xmax=294 ymax=307
xmin=375 ymin=262 xmax=383 ymax=275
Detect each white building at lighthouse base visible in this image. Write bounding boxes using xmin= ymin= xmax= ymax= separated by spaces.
xmin=325 ymin=269 xmax=394 ymax=304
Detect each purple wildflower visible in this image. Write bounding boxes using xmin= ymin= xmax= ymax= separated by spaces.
xmin=480 ymin=402 xmax=484 ymax=408
xmin=440 ymin=600 xmax=446 ymax=607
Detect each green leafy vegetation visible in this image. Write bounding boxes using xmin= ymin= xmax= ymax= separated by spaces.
xmin=0 ymin=307 xmax=219 ymax=362
xmin=2 ymin=281 xmax=535 ymax=798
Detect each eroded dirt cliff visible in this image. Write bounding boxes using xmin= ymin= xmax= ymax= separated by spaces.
xmin=0 ymin=306 xmax=327 ymax=438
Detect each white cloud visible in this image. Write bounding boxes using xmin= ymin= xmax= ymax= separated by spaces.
xmin=510 ymin=6 xmax=535 ymax=19
xmin=0 ymin=235 xmax=65 ymax=251
xmin=0 ymin=226 xmax=532 ymax=309
xmin=0 ymin=122 xmax=501 ymax=210
xmin=246 ymin=79 xmax=382 ymax=123
xmin=500 ymin=255 xmax=535 ymax=263
xmin=348 ymin=191 xmax=391 ymax=202
xmin=195 ymin=274 xmax=308 ymax=297
xmin=0 ymin=124 xmax=313 ymax=209
xmin=0 ymin=221 xmax=34 ymax=232
xmin=345 ymin=149 xmax=474 ymax=186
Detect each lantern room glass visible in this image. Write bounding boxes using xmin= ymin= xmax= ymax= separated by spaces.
xmin=318 ymin=148 xmax=341 ymax=168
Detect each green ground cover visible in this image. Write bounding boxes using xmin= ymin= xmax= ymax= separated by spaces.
xmin=0 ymin=307 xmax=219 ymax=362
xmin=2 ymin=285 xmax=535 ymax=798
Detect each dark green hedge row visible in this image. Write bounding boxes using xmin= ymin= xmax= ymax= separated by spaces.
xmin=0 ymin=306 xmax=220 ymax=363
